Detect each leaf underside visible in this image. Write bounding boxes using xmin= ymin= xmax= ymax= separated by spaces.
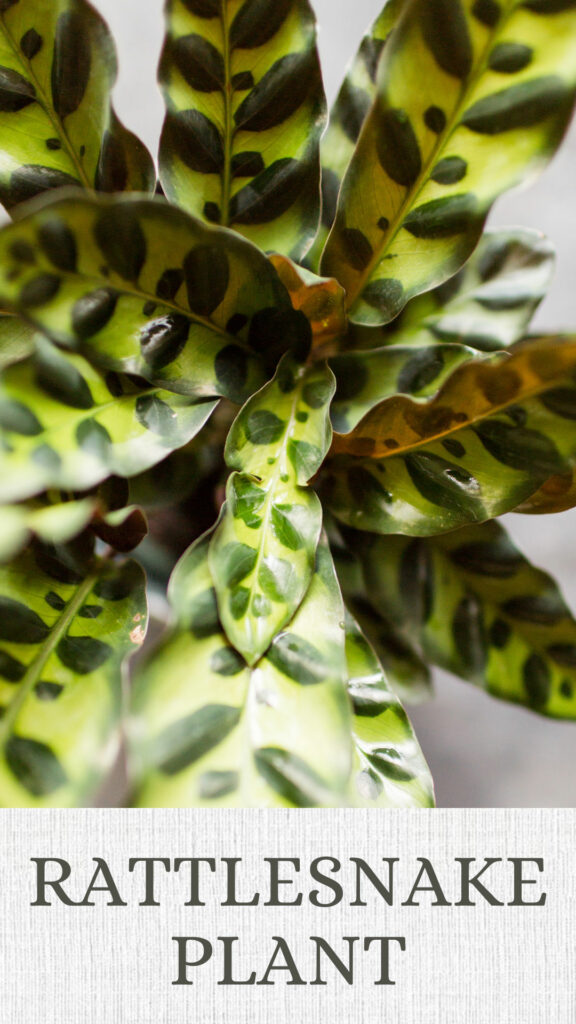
xmin=348 ymin=520 xmax=576 ymax=720
xmin=325 ymin=337 xmax=576 ymax=535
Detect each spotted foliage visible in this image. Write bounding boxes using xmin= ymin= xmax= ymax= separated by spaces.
xmin=348 ymin=228 xmax=555 ymax=352
xmin=0 ymin=541 xmax=146 ymax=806
xmin=0 ymin=338 xmax=217 ymax=503
xmin=0 ymin=0 xmax=154 ymax=211
xmin=0 ymin=0 xmax=575 ymax=807
xmin=325 ymin=336 xmax=576 ymax=534
xmin=0 ymin=193 xmax=302 ymax=403
xmin=344 ymin=614 xmax=434 ymax=806
xmin=159 ymin=0 xmax=326 ymax=260
xmin=322 ymin=0 xmax=576 ymax=324
xmin=308 ymin=0 xmax=405 ymax=268
xmin=209 ymin=356 xmax=335 ymax=664
xmin=348 ymin=521 xmax=576 ymax=720
xmin=130 ymin=533 xmax=356 ymax=808
xmin=330 ymin=341 xmax=493 ymax=434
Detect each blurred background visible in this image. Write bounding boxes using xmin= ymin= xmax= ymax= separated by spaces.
xmin=92 ymin=0 xmax=576 ymax=807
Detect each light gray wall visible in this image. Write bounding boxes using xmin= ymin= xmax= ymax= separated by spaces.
xmin=92 ymin=0 xmax=576 ymax=806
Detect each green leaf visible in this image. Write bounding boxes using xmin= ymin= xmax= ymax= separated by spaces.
xmin=130 ymin=533 xmax=353 ymax=808
xmin=209 ymin=356 xmax=335 ymax=664
xmin=330 ymin=341 xmax=493 ymax=433
xmin=0 ymin=542 xmax=146 ymax=806
xmin=158 ymin=0 xmax=326 ymax=260
xmin=321 ymin=0 xmax=576 ymax=324
xmin=0 ymin=0 xmax=154 ymax=210
xmin=324 ymin=336 xmax=576 ymax=535
xmin=344 ymin=614 xmax=434 ymax=806
xmin=0 ymin=496 xmax=96 ymax=563
xmin=348 ymin=521 xmax=576 ymax=720
xmin=347 ymin=227 xmax=556 ymax=352
xmin=0 ymin=338 xmax=217 ymax=503
xmin=0 ymin=193 xmax=302 ymax=403
xmin=308 ymin=0 xmax=406 ymax=268
xmin=0 ymin=315 xmax=36 ymax=370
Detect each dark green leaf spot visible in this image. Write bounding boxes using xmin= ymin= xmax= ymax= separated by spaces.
xmin=183 ymin=245 xmax=229 ymax=316
xmin=6 ymin=736 xmax=67 ymax=797
xmin=157 ymin=705 xmax=241 ymax=776
xmin=376 ymin=107 xmax=422 ymax=187
xmin=267 ymin=632 xmax=327 ymax=685
xmin=489 ymin=43 xmax=533 ymax=73
xmin=0 ymin=598 xmax=49 ymax=643
xmin=57 ymin=635 xmax=113 ymax=675
xmin=523 ymin=653 xmax=551 ymax=709
xmin=245 ymin=409 xmax=285 ymax=445
xmin=210 ymin=647 xmax=245 ymax=676
xmin=72 ymin=288 xmax=118 ymax=340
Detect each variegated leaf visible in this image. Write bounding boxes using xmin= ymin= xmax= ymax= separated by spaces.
xmin=308 ymin=0 xmax=405 ymax=268
xmin=347 ymin=228 xmax=555 ymax=352
xmin=345 ymin=614 xmax=434 ymax=806
xmin=0 ymin=541 xmax=146 ymax=806
xmin=0 ymin=193 xmax=303 ymax=402
xmin=209 ymin=355 xmax=335 ymax=664
xmin=0 ymin=338 xmax=217 ymax=503
xmin=130 ymin=533 xmax=353 ymax=808
xmin=324 ymin=336 xmax=576 ymax=535
xmin=159 ymin=0 xmax=326 ymax=260
xmin=321 ymin=0 xmax=576 ymax=325
xmin=330 ymin=341 xmax=493 ymax=433
xmin=348 ymin=521 xmax=576 ymax=719
xmin=0 ymin=0 xmax=154 ymax=211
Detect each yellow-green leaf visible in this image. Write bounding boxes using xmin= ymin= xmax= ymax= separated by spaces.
xmin=0 ymin=0 xmax=154 ymax=210
xmin=130 ymin=533 xmax=353 ymax=807
xmin=321 ymin=0 xmax=576 ymax=324
xmin=209 ymin=355 xmax=335 ymax=664
xmin=159 ymin=0 xmax=326 ymax=260
xmin=0 ymin=542 xmax=146 ymax=806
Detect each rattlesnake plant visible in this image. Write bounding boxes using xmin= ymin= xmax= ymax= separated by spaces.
xmin=0 ymin=0 xmax=575 ymax=806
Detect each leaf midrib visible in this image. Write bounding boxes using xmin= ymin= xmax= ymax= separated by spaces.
xmin=17 ymin=264 xmax=236 ymax=347
xmin=2 ymin=372 xmax=175 ymax=457
xmin=337 ymin=1 xmax=515 ymax=312
xmin=220 ymin=0 xmax=233 ymax=227
xmin=0 ymin=566 xmax=98 ymax=748
xmin=232 ymin=367 xmax=309 ymax=659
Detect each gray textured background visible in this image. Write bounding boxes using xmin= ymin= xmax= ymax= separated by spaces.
xmin=3 ymin=809 xmax=574 ymax=1022
xmin=92 ymin=0 xmax=576 ymax=807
